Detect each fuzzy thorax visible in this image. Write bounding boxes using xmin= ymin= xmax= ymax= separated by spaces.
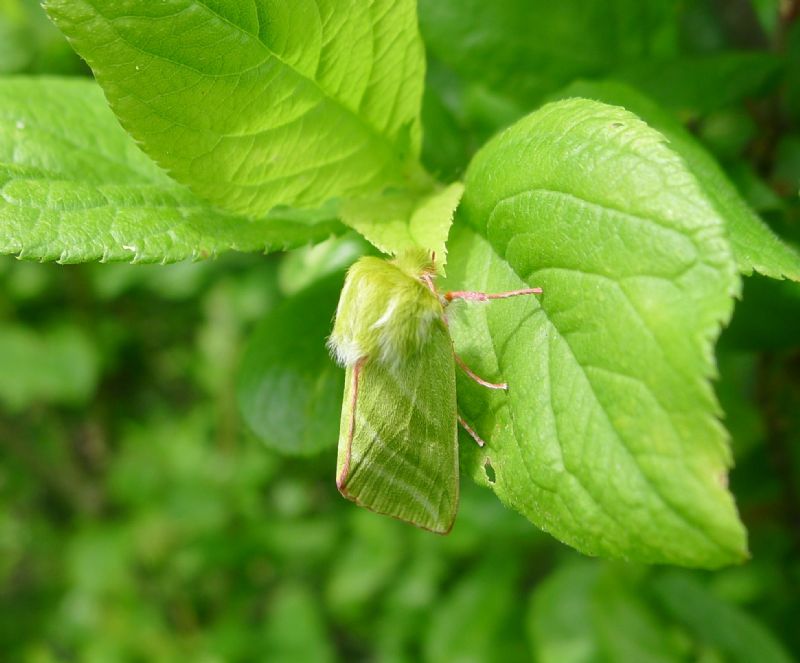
xmin=328 ymin=252 xmax=444 ymax=369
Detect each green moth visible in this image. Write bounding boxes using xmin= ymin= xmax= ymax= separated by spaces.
xmin=328 ymin=250 xmax=541 ymax=534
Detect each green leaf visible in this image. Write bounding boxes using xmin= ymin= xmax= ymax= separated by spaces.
xmin=325 ymin=509 xmax=405 ymax=620
xmin=591 ymin=570 xmax=686 ymax=663
xmin=447 ymin=98 xmax=746 ymax=567
xmin=527 ymin=563 xmax=600 ymax=663
xmin=555 ymin=80 xmax=800 ymax=281
xmin=721 ymin=275 xmax=800 ymax=352
xmin=0 ymin=77 xmax=342 ymax=263
xmin=278 ymin=236 xmax=368 ymax=297
xmin=0 ymin=0 xmax=31 ymax=73
xmin=617 ymin=53 xmax=782 ymax=115
xmin=237 ymin=272 xmax=344 ymax=456
xmin=424 ymin=556 xmax=522 ymax=663
xmin=786 ymin=22 xmax=800 ymax=125
xmin=528 ymin=563 xmax=686 ymax=663
xmin=340 ymin=182 xmax=463 ymax=270
xmin=0 ymin=0 xmax=83 ymax=75
xmin=419 ymin=0 xmax=679 ymax=107
xmin=652 ymin=572 xmax=795 ymax=663
xmin=0 ymin=323 xmax=99 ymax=411
xmin=420 ymin=62 xmax=473 ymax=181
xmin=265 ymin=584 xmax=335 ymax=663
xmin=45 ymin=0 xmax=427 ymax=217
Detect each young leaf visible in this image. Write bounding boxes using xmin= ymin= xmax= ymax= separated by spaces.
xmin=0 ymin=78 xmax=342 ymax=263
xmin=45 ymin=0 xmax=427 ymax=217
xmin=555 ymin=80 xmax=800 ymax=281
xmin=237 ymin=273 xmax=344 ymax=456
xmin=340 ymin=182 xmax=463 ymax=271
xmin=447 ymin=98 xmax=747 ymax=567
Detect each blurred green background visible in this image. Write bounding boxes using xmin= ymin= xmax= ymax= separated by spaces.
xmin=1 ymin=0 xmax=800 ymax=661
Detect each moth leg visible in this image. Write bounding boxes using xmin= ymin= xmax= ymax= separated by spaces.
xmin=443 ymin=287 xmax=542 ymax=303
xmin=445 ymin=287 xmax=541 ymax=389
xmin=458 ymin=414 xmax=486 ymax=447
xmin=454 ymin=352 xmax=507 ymax=390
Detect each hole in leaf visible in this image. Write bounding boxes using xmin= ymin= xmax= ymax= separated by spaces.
xmin=484 ymin=459 xmax=496 ymax=484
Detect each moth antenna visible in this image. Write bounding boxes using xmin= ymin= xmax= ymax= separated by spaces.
xmin=458 ymin=415 xmax=486 ymax=447
xmin=454 ymin=352 xmax=507 ymax=390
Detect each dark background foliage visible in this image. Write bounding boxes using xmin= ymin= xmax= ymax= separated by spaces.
xmin=0 ymin=0 xmax=799 ymax=660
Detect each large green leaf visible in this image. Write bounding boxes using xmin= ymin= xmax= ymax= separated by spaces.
xmin=45 ymin=0 xmax=427 ymax=217
xmin=420 ymin=2 xmax=780 ymax=117
xmin=418 ymin=0 xmax=678 ymax=107
xmin=616 ymin=53 xmax=782 ymax=116
xmin=446 ymin=98 xmax=746 ymax=567
xmin=0 ymin=78 xmax=342 ymax=263
xmin=556 ymin=80 xmax=800 ymax=281
xmin=237 ymin=273 xmax=344 ymax=456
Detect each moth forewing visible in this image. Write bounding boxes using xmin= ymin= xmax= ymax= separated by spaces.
xmin=336 ymin=321 xmax=459 ymax=534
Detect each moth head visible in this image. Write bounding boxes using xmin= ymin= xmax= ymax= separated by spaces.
xmin=328 ymin=251 xmax=444 ymax=370
xmin=392 ymin=248 xmax=437 ymax=279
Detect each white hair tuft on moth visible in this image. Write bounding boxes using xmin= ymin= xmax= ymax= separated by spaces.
xmin=370 ymin=296 xmax=400 ymax=330
xmin=416 ymin=309 xmax=439 ymax=346
xmin=376 ymin=324 xmax=406 ymax=371
xmin=327 ymin=335 xmax=363 ymax=368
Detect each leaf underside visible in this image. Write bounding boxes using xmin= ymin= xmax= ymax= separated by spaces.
xmin=337 ymin=322 xmax=459 ymax=535
xmin=44 ymin=0 xmax=427 ymax=218
xmin=446 ymin=98 xmax=747 ymax=567
xmin=0 ymin=77 xmax=341 ymax=263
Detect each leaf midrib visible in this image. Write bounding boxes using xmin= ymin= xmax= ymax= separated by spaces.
xmin=87 ymin=0 xmax=408 ymax=172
